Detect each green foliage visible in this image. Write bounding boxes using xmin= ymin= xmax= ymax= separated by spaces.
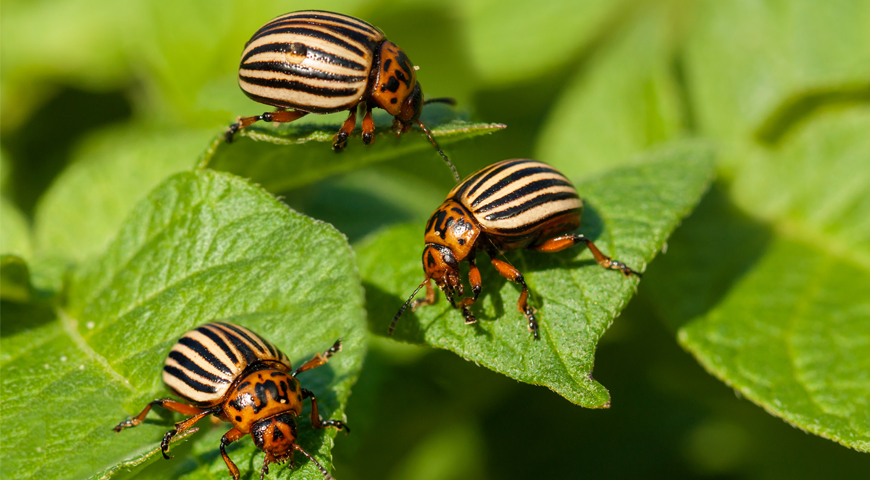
xmin=357 ymin=144 xmax=714 ymax=406
xmin=647 ymin=109 xmax=870 ymax=451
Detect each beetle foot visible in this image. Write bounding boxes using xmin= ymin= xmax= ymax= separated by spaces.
xmin=161 ymin=429 xmax=176 ymax=459
xmin=526 ymin=311 xmax=540 ymax=340
xmin=113 ymin=418 xmax=137 ymax=432
xmin=332 ymin=132 xmax=349 ymax=151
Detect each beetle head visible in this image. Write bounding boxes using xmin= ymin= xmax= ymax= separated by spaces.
xmin=393 ymin=83 xmax=423 ymax=132
xmin=422 ymin=243 xmax=463 ymax=300
xmin=252 ymin=412 xmax=297 ymax=470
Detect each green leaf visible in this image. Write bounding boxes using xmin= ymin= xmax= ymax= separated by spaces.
xmin=1 ymin=196 xmax=33 ymax=260
xmin=535 ymin=7 xmax=686 ymax=177
xmin=683 ymin=0 xmax=870 ymax=144
xmin=356 ymin=143 xmax=715 ymax=407
xmin=460 ymin=0 xmax=624 ymax=85
xmin=646 ymin=108 xmax=870 ymax=451
xmin=88 ymin=429 xmax=199 ymax=480
xmin=201 ymin=113 xmax=506 ymax=194
xmin=1 ymin=194 xmax=36 ymax=302
xmin=1 ymin=170 xmax=366 ymax=479
xmin=33 ymin=125 xmax=214 ymax=263
xmin=1 ymin=255 xmax=33 ymax=303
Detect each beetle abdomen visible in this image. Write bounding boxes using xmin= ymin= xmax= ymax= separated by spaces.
xmin=162 ymin=322 xmax=291 ymax=406
xmin=238 ymin=10 xmax=385 ymax=113
xmin=450 ymin=159 xmax=582 ymax=238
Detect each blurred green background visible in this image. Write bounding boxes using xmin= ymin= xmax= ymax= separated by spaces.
xmin=2 ymin=0 xmax=869 ymax=478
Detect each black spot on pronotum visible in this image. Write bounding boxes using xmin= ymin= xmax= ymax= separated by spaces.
xmin=427 ymin=251 xmax=437 ymax=267
xmin=273 ymin=426 xmax=284 ymax=441
xmin=382 ymin=58 xmax=392 ymax=71
xmin=235 ymin=416 xmax=242 ymax=422
xmin=395 ymin=50 xmax=414 ymax=87
xmin=391 ymin=98 xmax=398 ymax=104
xmin=458 ymin=238 xmax=466 ymax=246
xmin=384 ymin=76 xmax=401 ymax=93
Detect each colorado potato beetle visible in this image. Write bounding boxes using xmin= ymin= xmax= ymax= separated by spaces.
xmin=114 ymin=322 xmax=348 ymax=480
xmin=225 ymin=10 xmax=460 ymax=181
xmin=390 ymin=159 xmax=642 ymax=340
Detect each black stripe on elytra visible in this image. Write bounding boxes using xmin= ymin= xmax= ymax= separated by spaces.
xmin=180 ymin=335 xmax=234 ymax=375
xmin=252 ymin=27 xmax=366 ymax=57
xmin=218 ymin=324 xmax=267 ymax=364
xmin=285 ymin=12 xmax=380 ymax=36
xmin=195 ymin=326 xmax=238 ymax=371
xmin=260 ymin=19 xmax=380 ymax=50
xmin=239 ymin=91 xmax=347 ymax=113
xmin=164 ymin=365 xmax=219 ymax=394
xmin=242 ymin=43 xmax=367 ymax=71
xmin=488 ymin=210 xmax=576 ymax=236
xmin=250 ymin=330 xmax=282 ymax=360
xmin=168 ymin=351 xmax=228 ymax=385
xmin=476 ymin=178 xmax=573 ymax=213
xmin=484 ymin=192 xmax=579 ymax=222
xmin=241 ymin=62 xmax=366 ymax=83
xmin=461 ymin=160 xmax=528 ymax=199
xmin=471 ymin=165 xmax=560 ymax=208
xmin=240 ymin=75 xmax=358 ymax=98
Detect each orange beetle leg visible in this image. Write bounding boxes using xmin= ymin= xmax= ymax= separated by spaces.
xmin=220 ymin=427 xmax=246 ymax=480
xmin=225 ymin=109 xmax=308 ymax=142
xmin=302 ymin=387 xmax=349 ymax=432
xmin=361 ymin=104 xmax=376 ymax=145
xmin=490 ymin=258 xmax=538 ymax=340
xmin=113 ymin=398 xmax=206 ymax=433
xmin=161 ymin=407 xmax=218 ymax=459
xmin=532 ymin=234 xmax=641 ymax=277
xmin=292 ymin=339 xmax=342 ymax=377
xmin=333 ymin=109 xmax=358 ymax=151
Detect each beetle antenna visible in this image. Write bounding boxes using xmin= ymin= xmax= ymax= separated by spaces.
xmin=389 ymin=279 xmax=429 ymax=336
xmin=423 ymin=97 xmax=456 ymax=106
xmin=416 ymin=120 xmax=460 ymax=182
xmin=293 ymin=444 xmax=334 ymax=480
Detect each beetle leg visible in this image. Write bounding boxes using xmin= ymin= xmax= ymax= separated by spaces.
xmin=532 ymin=234 xmax=641 ymax=277
xmin=457 ymin=259 xmax=482 ymax=324
xmin=225 ymin=109 xmax=308 ymax=142
xmin=490 ymin=258 xmax=539 ymax=340
xmin=161 ymin=407 xmax=218 ymax=459
xmin=361 ymin=104 xmax=376 ymax=145
xmin=333 ymin=109 xmax=358 ymax=151
xmin=302 ymin=388 xmax=349 ymax=433
xmin=292 ymin=339 xmax=342 ymax=377
xmin=220 ymin=427 xmax=245 ymax=480
xmin=113 ymin=398 xmax=205 ymax=432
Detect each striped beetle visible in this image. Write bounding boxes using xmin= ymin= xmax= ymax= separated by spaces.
xmin=390 ymin=159 xmax=642 ymax=340
xmin=225 ymin=10 xmax=460 ymax=181
xmin=114 ymin=322 xmax=347 ymax=480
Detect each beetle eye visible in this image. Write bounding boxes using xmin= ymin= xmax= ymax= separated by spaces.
xmin=442 ymin=252 xmax=457 ymax=268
